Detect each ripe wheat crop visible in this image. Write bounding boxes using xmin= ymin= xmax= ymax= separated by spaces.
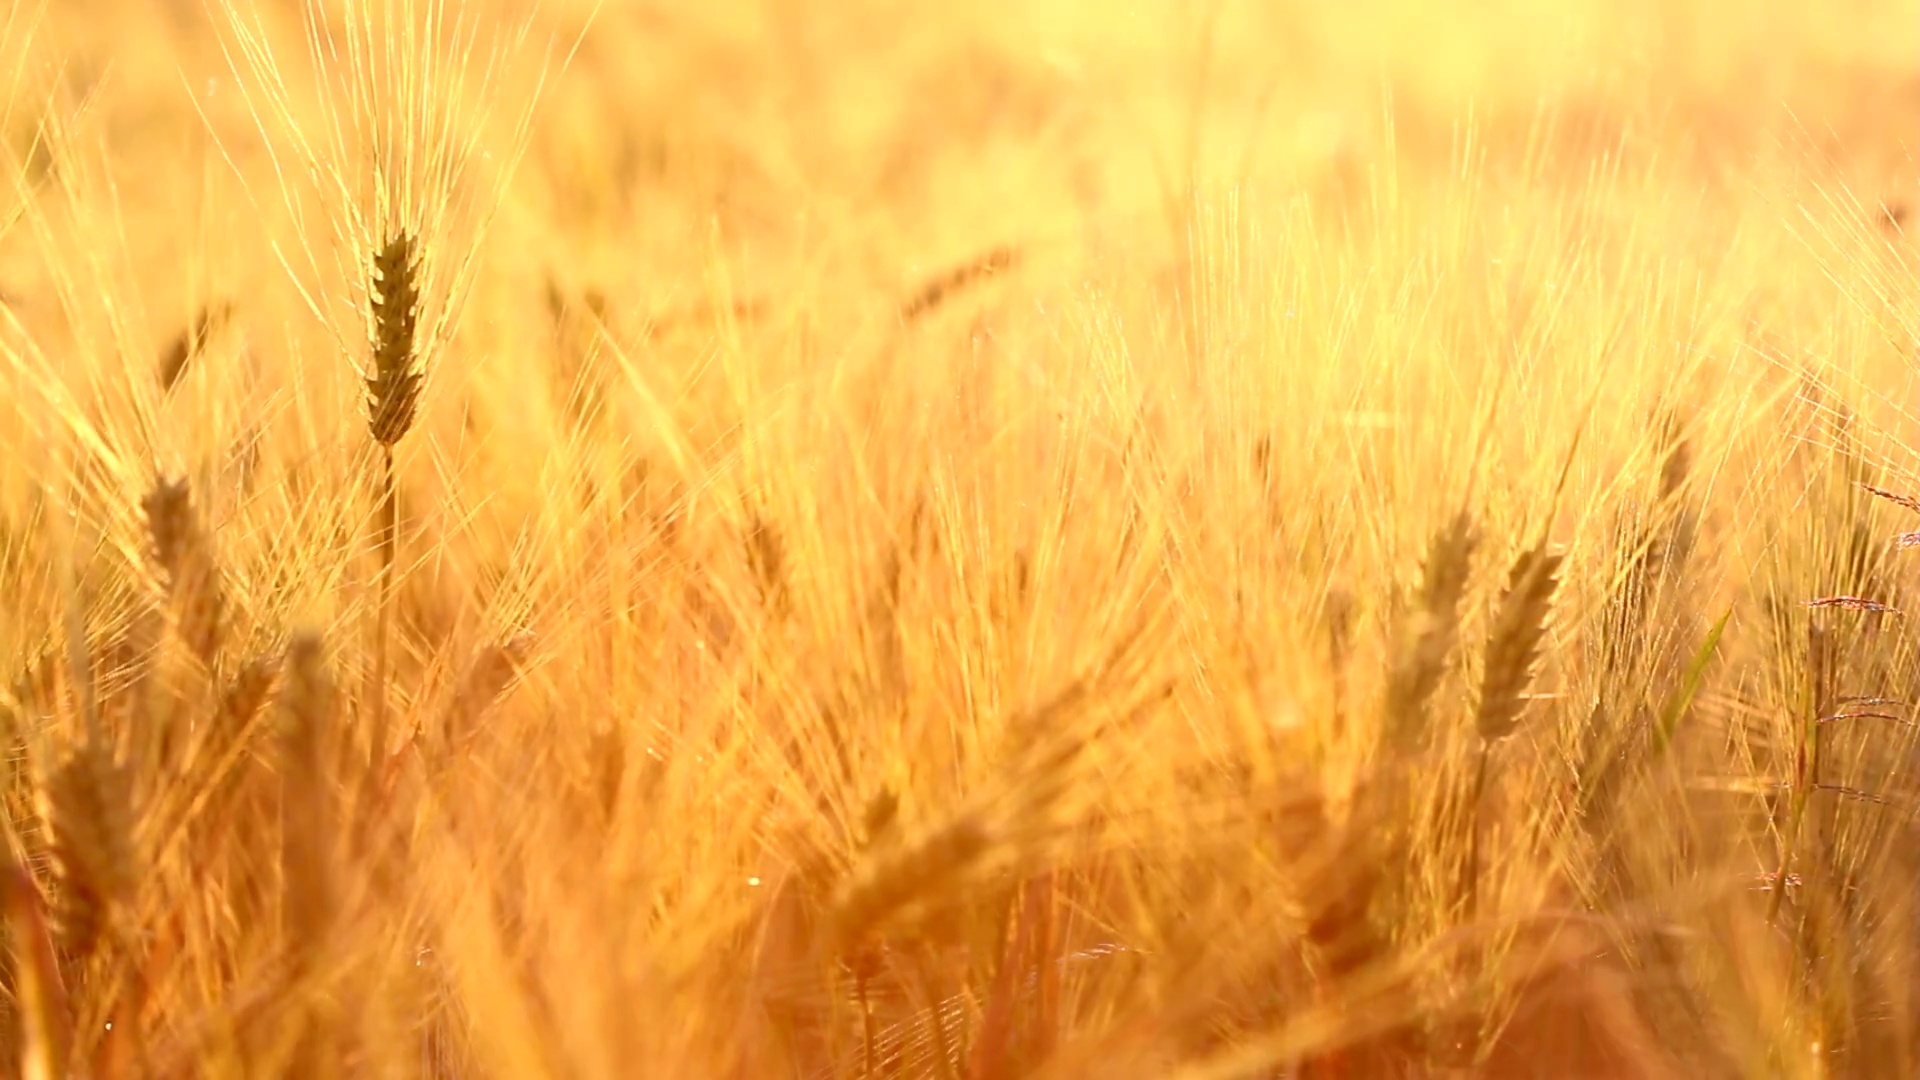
xmin=0 ymin=0 xmax=1916 ymax=1076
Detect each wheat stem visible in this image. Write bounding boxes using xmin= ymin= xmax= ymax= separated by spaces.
xmin=367 ymin=442 xmax=398 ymax=779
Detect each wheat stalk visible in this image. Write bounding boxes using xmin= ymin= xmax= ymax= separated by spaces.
xmin=364 ymin=231 xmax=422 ymax=781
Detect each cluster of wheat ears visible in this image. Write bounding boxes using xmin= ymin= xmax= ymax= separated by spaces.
xmin=1 ymin=0 xmax=1919 ymax=1077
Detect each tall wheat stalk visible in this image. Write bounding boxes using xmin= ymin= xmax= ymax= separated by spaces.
xmin=364 ymin=231 xmax=422 ymax=779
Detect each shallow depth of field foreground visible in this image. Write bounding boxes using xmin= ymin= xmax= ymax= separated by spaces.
xmin=0 ymin=0 xmax=1918 ymax=1076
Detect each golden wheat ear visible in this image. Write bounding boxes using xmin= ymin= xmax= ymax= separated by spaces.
xmin=156 ymin=301 xmax=234 ymax=394
xmin=43 ymin=736 xmax=135 ymax=970
xmin=900 ymin=245 xmax=1022 ymax=322
xmin=826 ymin=811 xmax=994 ymax=952
xmin=441 ymin=634 xmax=535 ymax=756
xmin=1475 ymin=544 xmax=1564 ymax=743
xmin=367 ymin=232 xmax=423 ymax=447
xmin=1383 ymin=509 xmax=1478 ymax=752
xmin=141 ymin=475 xmax=224 ymax=669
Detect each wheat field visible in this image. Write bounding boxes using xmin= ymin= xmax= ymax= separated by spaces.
xmin=0 ymin=0 xmax=1917 ymax=1076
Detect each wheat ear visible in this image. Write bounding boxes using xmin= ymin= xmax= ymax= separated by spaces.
xmin=156 ymin=301 xmax=233 ymax=394
xmin=142 ymin=475 xmax=224 ymax=669
xmin=442 ymin=634 xmax=533 ymax=755
xmin=1383 ymin=509 xmax=1478 ymax=751
xmin=1474 ymin=544 xmax=1563 ymax=742
xmin=827 ymin=681 xmax=1099 ymax=950
xmin=43 ymin=737 xmax=136 ymax=967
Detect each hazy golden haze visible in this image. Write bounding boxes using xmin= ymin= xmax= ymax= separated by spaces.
xmin=0 ymin=0 xmax=1916 ymax=1076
